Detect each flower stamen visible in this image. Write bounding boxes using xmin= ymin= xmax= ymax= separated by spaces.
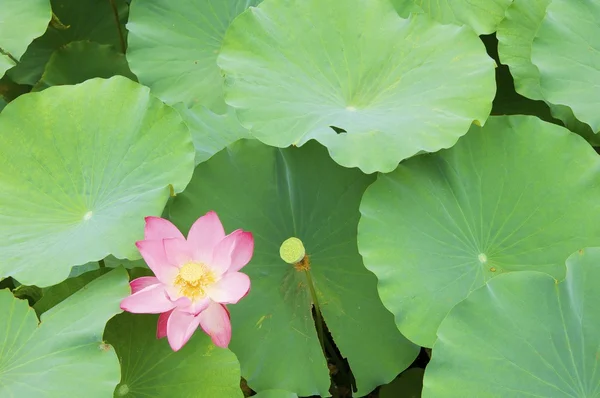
xmin=174 ymin=263 xmax=216 ymax=300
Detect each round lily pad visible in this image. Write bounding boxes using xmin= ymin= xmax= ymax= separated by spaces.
xmin=105 ymin=312 xmax=243 ymax=398
xmin=423 ymin=248 xmax=600 ymax=397
xmin=127 ymin=0 xmax=261 ymax=111
xmin=0 ymin=0 xmax=51 ymax=77
xmin=218 ymin=0 xmax=495 ymax=173
xmin=169 ymin=140 xmax=419 ymax=396
xmin=0 ymin=76 xmax=195 ymax=287
xmin=531 ymin=0 xmax=600 ymax=133
xmin=392 ymin=0 xmax=512 ymax=35
xmin=33 ymin=40 xmax=136 ymax=91
xmin=0 ymin=267 xmax=129 ymax=397
xmin=175 ymin=103 xmax=251 ymax=165
xmin=358 ymin=115 xmax=600 ymax=347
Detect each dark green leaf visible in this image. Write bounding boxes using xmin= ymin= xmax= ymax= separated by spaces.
xmin=33 ymin=40 xmax=136 ymax=91
xmin=169 ymin=140 xmax=418 ymax=396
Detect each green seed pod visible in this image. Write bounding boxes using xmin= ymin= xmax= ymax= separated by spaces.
xmin=279 ymin=237 xmax=305 ymax=264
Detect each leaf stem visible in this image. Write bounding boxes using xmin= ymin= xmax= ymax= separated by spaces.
xmin=0 ymin=46 xmax=18 ymax=64
xmin=304 ymin=268 xmax=326 ymax=355
xmin=108 ymin=0 xmax=126 ymax=54
xmin=99 ymin=259 xmax=106 ymax=268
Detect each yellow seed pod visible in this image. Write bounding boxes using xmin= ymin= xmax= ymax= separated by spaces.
xmin=280 ymin=237 xmax=305 ymax=264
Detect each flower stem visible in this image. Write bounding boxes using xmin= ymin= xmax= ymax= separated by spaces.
xmin=98 ymin=259 xmax=106 ymax=268
xmin=304 ymin=268 xmax=326 ymax=355
xmin=108 ymin=0 xmax=126 ymax=53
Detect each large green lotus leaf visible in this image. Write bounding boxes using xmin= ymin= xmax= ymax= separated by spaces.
xmin=0 ymin=0 xmax=51 ymax=77
xmin=485 ymin=31 xmax=599 ymax=145
xmin=104 ymin=255 xmax=147 ymax=269
xmin=497 ymin=0 xmax=550 ymax=101
xmin=7 ymin=0 xmax=128 ymax=85
xmin=175 ymin=103 xmax=251 ymax=165
xmin=389 ymin=1 xmax=423 ymax=15
xmin=126 ymin=0 xmax=261 ymax=111
xmin=531 ymin=0 xmax=600 ymax=133
xmin=423 ymin=249 xmax=600 ymax=397
xmin=68 ymin=262 xmax=103 ymax=278
xmin=488 ymin=32 xmax=556 ymax=124
xmin=358 ymin=115 xmax=600 ymax=347
xmin=392 ymin=0 xmax=512 ymax=35
xmin=34 ymin=268 xmax=111 ymax=315
xmin=0 ymin=76 xmax=195 ymax=287
xmin=0 ymin=267 xmax=129 ymax=397
xmin=105 ymin=312 xmax=243 ymax=398
xmin=12 ymin=283 xmax=43 ymax=304
xmin=169 ymin=140 xmax=419 ymax=396
xmin=33 ymin=41 xmax=136 ymax=91
xmin=550 ymin=104 xmax=600 ymax=146
xmin=496 ymin=0 xmax=600 ymax=139
xmin=380 ymin=368 xmax=424 ymax=398
xmin=67 ymin=255 xmax=147 ymax=280
xmin=218 ymin=0 xmax=495 ymax=174
xmin=0 ymin=74 xmax=30 ymax=106
xmin=0 ymin=56 xmax=13 ymax=79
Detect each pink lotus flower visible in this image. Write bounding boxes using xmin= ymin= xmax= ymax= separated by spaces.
xmin=120 ymin=211 xmax=253 ymax=351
